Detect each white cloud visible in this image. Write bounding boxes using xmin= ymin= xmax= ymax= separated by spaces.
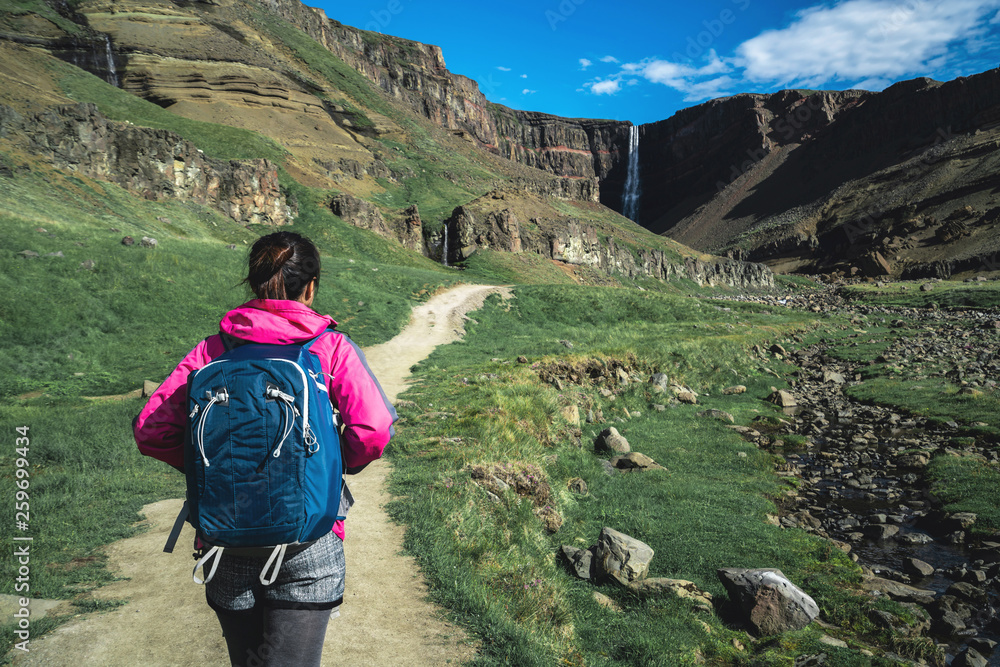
xmin=600 ymin=55 xmax=620 ymax=63
xmin=522 ymin=88 xmax=537 ymax=95
xmin=521 ymin=74 xmax=528 ymax=79
xmin=497 ymin=66 xmax=512 ymax=72
xmin=616 ymin=51 xmax=735 ymax=100
xmin=852 ymin=77 xmax=894 ymax=90
xmin=736 ymin=0 xmax=1000 ymax=88
xmin=589 ymin=79 xmax=621 ymax=95
xmin=992 ymin=8 xmax=1000 ymax=22
xmin=579 ymin=58 xmax=593 ymax=70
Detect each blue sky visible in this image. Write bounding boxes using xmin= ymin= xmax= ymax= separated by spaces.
xmin=311 ymin=0 xmax=1000 ymax=125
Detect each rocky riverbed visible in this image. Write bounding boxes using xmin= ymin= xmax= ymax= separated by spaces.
xmin=718 ymin=286 xmax=1000 ymax=666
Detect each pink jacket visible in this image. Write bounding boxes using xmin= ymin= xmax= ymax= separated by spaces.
xmin=133 ymin=299 xmax=397 ymax=539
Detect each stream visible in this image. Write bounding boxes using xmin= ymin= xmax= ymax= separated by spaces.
xmin=717 ymin=290 xmax=1000 ymax=665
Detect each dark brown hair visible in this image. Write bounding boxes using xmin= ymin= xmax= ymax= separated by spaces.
xmin=243 ymin=231 xmax=321 ymax=301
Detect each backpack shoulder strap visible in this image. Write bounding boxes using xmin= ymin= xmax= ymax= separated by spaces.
xmin=219 ymin=331 xmax=250 ymax=352
xmin=301 ymin=326 xmax=338 ymax=353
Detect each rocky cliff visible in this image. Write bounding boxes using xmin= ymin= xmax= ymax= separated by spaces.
xmin=253 ymin=0 xmax=632 ymax=208
xmin=637 ymin=69 xmax=1000 ymax=278
xmin=0 ymin=103 xmax=291 ymax=226
xmin=439 ymin=191 xmax=774 ymax=289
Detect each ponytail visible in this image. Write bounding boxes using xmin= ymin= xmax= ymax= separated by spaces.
xmin=243 ymin=232 xmax=321 ymax=301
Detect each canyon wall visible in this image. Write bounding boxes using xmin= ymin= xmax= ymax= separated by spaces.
xmin=255 ymin=0 xmax=632 ymax=209
xmin=0 ymin=103 xmax=291 ymax=226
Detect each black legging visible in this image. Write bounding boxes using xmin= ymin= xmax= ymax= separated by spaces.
xmin=213 ymin=605 xmax=333 ymax=667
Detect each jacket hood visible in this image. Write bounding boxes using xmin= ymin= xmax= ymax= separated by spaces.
xmin=219 ymin=300 xmax=337 ymax=345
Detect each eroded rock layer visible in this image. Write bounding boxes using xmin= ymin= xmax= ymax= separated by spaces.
xmin=0 ymin=102 xmax=290 ymax=226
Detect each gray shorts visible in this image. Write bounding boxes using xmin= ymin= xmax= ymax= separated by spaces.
xmin=205 ymin=530 xmax=345 ymax=613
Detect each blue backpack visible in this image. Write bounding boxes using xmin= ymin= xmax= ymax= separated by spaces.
xmin=163 ymin=330 xmax=344 ymax=586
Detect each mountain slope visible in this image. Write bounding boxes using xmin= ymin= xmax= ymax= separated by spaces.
xmin=0 ymin=0 xmax=771 ymax=288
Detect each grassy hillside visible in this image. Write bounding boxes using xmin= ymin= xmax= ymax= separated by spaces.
xmin=384 ymin=287 xmax=934 ymax=666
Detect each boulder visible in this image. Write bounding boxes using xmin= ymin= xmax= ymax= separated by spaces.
xmin=947 ymin=581 xmax=987 ymax=605
xmin=904 ymin=558 xmax=935 ymax=578
xmin=859 ymin=251 xmax=893 ymax=277
xmin=697 ymin=409 xmax=735 ymax=423
xmin=142 ymin=380 xmax=160 ymax=398
xmin=594 ymin=527 xmax=654 ymax=586
xmin=864 ymin=524 xmax=900 ymax=540
xmin=676 ymin=392 xmax=698 ymax=404
xmin=952 ymin=648 xmax=988 ymax=667
xmin=650 ymin=373 xmax=670 ymax=391
xmin=610 ymin=452 xmax=665 ymax=471
xmin=822 ymin=371 xmax=846 ymax=384
xmin=560 ymin=405 xmax=581 ymax=426
xmin=594 ymin=427 xmax=630 ymax=455
xmin=767 ymin=390 xmax=797 ymax=408
xmin=723 ymin=385 xmax=747 ymax=395
xmin=562 ymin=545 xmax=595 ymax=580
xmin=897 ymin=452 xmax=930 ymax=468
xmin=717 ymin=568 xmax=819 ymax=635
xmin=859 ymin=576 xmax=936 ymax=603
xmin=592 ymin=591 xmax=621 ymax=613
xmin=140 ymin=236 xmax=158 ymax=248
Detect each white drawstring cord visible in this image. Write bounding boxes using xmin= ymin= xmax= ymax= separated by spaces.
xmin=193 ymin=545 xmax=225 ymax=584
xmin=195 ymin=390 xmax=228 ymax=467
xmin=266 ymin=386 xmax=298 ymax=459
xmin=259 ymin=544 xmax=288 ymax=585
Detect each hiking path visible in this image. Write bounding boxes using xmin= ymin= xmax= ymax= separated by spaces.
xmin=12 ymin=283 xmax=511 ymax=666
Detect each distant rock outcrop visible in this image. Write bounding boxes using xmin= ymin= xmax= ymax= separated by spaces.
xmin=440 ymin=197 xmax=775 ymax=289
xmin=0 ymin=103 xmax=291 ymax=226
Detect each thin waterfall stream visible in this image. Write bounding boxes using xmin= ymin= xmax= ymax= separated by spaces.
xmin=622 ymin=124 xmax=641 ymax=221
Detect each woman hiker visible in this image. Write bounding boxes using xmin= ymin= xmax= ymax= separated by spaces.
xmin=133 ymin=231 xmax=397 ymax=666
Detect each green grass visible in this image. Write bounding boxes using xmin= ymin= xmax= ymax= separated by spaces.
xmin=0 ymin=0 xmax=82 ymax=34
xmin=840 ymin=280 xmax=1000 ymax=309
xmin=927 ymin=454 xmax=1000 ymax=533
xmin=53 ymin=60 xmax=288 ymax=164
xmin=0 ymin=171 xmax=458 ymax=397
xmin=0 ymin=401 xmax=184 ymax=599
xmin=382 ymin=285 xmax=907 ymax=665
xmin=847 ymin=379 xmax=1000 ymax=435
xmin=0 ymin=154 xmax=459 ymax=656
xmin=0 ymin=400 xmax=185 ymax=654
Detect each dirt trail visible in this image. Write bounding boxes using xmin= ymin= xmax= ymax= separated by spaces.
xmin=14 ymin=283 xmax=511 ymax=667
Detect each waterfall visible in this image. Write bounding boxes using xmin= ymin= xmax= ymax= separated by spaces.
xmin=622 ymin=124 xmax=641 ymax=221
xmin=104 ymin=35 xmax=118 ymax=87
xmin=442 ymin=223 xmax=449 ymax=266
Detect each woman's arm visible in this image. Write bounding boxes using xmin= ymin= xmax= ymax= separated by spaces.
xmin=133 ymin=336 xmax=222 ymax=469
xmin=322 ymin=333 xmax=398 ymax=469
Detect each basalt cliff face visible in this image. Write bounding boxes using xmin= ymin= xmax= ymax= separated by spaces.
xmin=208 ymin=0 xmax=1000 ymax=278
xmin=6 ymin=0 xmax=1000 ymax=280
xmin=252 ymin=0 xmax=633 ymax=208
xmin=435 ymin=190 xmax=774 ymax=289
xmin=646 ymin=71 xmax=1000 ymax=278
xmin=0 ymin=103 xmax=290 ymax=226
